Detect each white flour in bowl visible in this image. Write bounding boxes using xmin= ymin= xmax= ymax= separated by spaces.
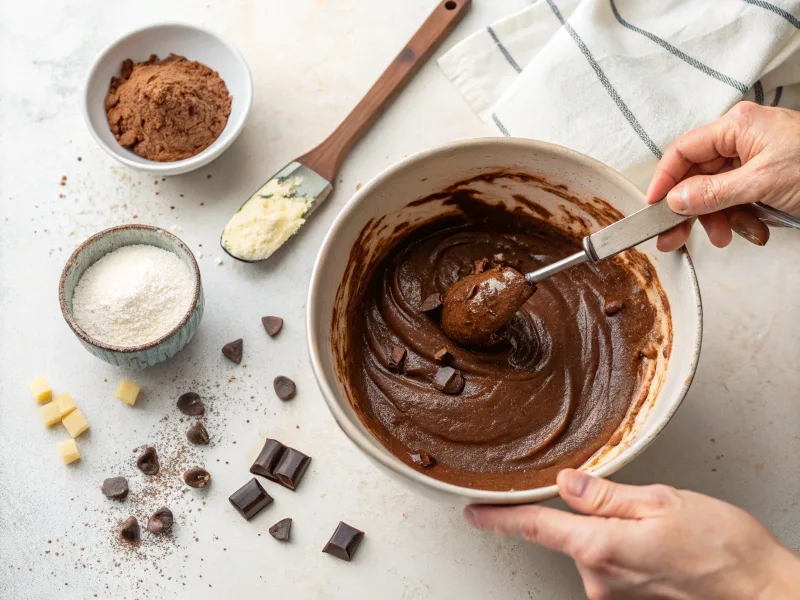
xmin=72 ymin=244 xmax=195 ymax=347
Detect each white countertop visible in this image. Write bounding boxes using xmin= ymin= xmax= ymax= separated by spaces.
xmin=1 ymin=1 xmax=798 ymax=598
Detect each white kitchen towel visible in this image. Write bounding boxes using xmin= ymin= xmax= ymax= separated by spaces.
xmin=439 ymin=0 xmax=800 ymax=190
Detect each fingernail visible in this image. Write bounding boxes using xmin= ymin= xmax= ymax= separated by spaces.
xmin=463 ymin=506 xmax=478 ymax=528
xmin=565 ymin=471 xmax=591 ymax=498
xmin=667 ymin=185 xmax=689 ymax=213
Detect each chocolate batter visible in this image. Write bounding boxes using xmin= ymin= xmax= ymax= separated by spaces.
xmin=340 ymin=193 xmax=667 ymax=491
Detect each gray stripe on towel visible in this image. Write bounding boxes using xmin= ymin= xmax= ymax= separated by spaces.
xmin=754 ymin=80 xmax=765 ymax=104
xmin=492 ymin=113 xmax=511 ymax=137
xmin=771 ymin=86 xmax=783 ymax=106
xmin=742 ymin=0 xmax=800 ymax=28
xmin=487 ymin=26 xmax=523 ymax=73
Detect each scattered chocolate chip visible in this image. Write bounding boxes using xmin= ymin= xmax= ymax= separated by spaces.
xmin=419 ymin=293 xmax=443 ymax=313
xmin=604 ymin=298 xmax=624 ymax=315
xmin=473 ymin=258 xmax=489 ymax=274
xmin=136 ymin=447 xmax=159 ymax=476
xmin=187 ymin=422 xmax=210 ymax=445
xmin=269 ymin=518 xmax=292 ymax=542
xmin=662 ymin=346 xmax=670 ymax=359
xmin=387 ymin=345 xmax=406 ymax=372
xmin=228 ymin=478 xmax=273 ymax=520
xmin=183 ymin=467 xmax=211 ymax=489
xmin=640 ymin=345 xmax=659 ymax=360
xmin=323 ymin=521 xmax=364 ymax=562
xmin=120 ymin=517 xmax=140 ymax=543
xmin=147 ymin=507 xmax=173 ymax=534
xmin=120 ymin=58 xmax=134 ymax=80
xmin=434 ymin=347 xmax=450 ymax=362
xmin=100 ymin=477 xmax=129 ymax=500
xmin=273 ymin=376 xmax=296 ymax=401
xmin=273 ymin=448 xmax=311 ymax=491
xmin=222 ymin=339 xmax=243 ymax=364
xmin=177 ymin=392 xmax=205 ymax=416
xmin=410 ymin=451 xmax=436 ymax=467
xmin=432 ymin=367 xmax=465 ymax=394
xmin=262 ymin=316 xmax=283 ymax=337
xmin=250 ymin=439 xmax=287 ymax=481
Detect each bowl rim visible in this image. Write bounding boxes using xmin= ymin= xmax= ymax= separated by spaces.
xmin=59 ymin=223 xmax=202 ymax=353
xmin=82 ymin=21 xmax=253 ymax=174
xmin=307 ymin=136 xmax=703 ymax=503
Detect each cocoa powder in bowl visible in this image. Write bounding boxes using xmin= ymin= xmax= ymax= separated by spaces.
xmin=105 ymin=54 xmax=232 ymax=162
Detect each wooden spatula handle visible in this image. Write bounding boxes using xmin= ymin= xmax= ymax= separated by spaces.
xmin=298 ymin=0 xmax=472 ymax=182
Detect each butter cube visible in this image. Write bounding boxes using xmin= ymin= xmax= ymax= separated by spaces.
xmin=62 ymin=410 xmax=89 ymax=438
xmin=115 ymin=380 xmax=140 ymax=406
xmin=28 ymin=376 xmax=52 ymax=403
xmin=38 ymin=402 xmax=62 ymax=427
xmin=54 ymin=392 xmax=77 ymax=418
xmin=57 ymin=439 xmax=80 ymax=464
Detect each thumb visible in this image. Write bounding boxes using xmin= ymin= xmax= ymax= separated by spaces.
xmin=665 ymin=160 xmax=768 ymax=216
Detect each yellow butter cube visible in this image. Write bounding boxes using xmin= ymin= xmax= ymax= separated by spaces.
xmin=115 ymin=380 xmax=141 ymax=406
xmin=57 ymin=439 xmax=80 ymax=464
xmin=54 ymin=392 xmax=77 ymax=418
xmin=38 ymin=402 xmax=63 ymax=427
xmin=28 ymin=375 xmax=52 ymax=403
xmin=62 ymin=409 xmax=89 ymax=438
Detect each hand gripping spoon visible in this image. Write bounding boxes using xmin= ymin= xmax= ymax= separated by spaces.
xmin=220 ymin=0 xmax=472 ymax=262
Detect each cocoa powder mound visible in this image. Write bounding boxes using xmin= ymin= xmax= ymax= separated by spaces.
xmin=105 ymin=54 xmax=232 ymax=162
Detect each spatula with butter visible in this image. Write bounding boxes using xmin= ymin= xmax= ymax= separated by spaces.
xmin=221 ymin=0 xmax=471 ymax=263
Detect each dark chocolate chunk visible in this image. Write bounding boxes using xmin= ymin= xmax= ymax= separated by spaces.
xmin=387 ymin=345 xmax=406 ymax=372
xmin=228 ymin=478 xmax=273 ymax=521
xmin=136 ymin=446 xmax=159 ymax=476
xmin=419 ymin=293 xmax=443 ymax=313
xmin=222 ymin=338 xmax=243 ymax=364
xmin=100 ymin=476 xmax=129 ymax=500
xmin=183 ymin=466 xmax=211 ymax=489
xmin=262 ymin=316 xmax=284 ymax=337
xmin=269 ymin=518 xmax=292 ymax=541
xmin=187 ymin=422 xmax=210 ymax=445
xmin=662 ymin=346 xmax=670 ymax=359
xmin=177 ymin=392 xmax=205 ymax=416
xmin=273 ymin=447 xmax=311 ymax=491
xmin=273 ymin=376 xmax=296 ymax=401
xmin=432 ymin=367 xmax=465 ymax=394
xmin=410 ymin=451 xmax=436 ymax=467
xmin=473 ymin=258 xmax=488 ymax=274
xmin=120 ymin=517 xmax=140 ymax=543
xmin=434 ymin=347 xmax=450 ymax=362
xmin=147 ymin=507 xmax=173 ymax=534
xmin=250 ymin=439 xmax=287 ymax=481
xmin=322 ymin=521 xmax=364 ymax=562
xmin=604 ymin=298 xmax=624 ymax=315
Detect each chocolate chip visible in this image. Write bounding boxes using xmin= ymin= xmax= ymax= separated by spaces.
xmin=273 ymin=447 xmax=311 ymax=491
xmin=147 ymin=507 xmax=173 ymax=534
xmin=250 ymin=439 xmax=287 ymax=481
xmin=434 ymin=347 xmax=450 ymax=362
xmin=100 ymin=477 xmax=129 ymax=500
xmin=273 ymin=376 xmax=296 ymax=401
xmin=269 ymin=518 xmax=292 ymax=542
xmin=222 ymin=339 xmax=243 ymax=364
xmin=473 ymin=258 xmax=488 ymax=274
xmin=187 ymin=422 xmax=210 ymax=445
xmin=120 ymin=58 xmax=134 ymax=80
xmin=183 ymin=467 xmax=211 ymax=489
xmin=604 ymin=298 xmax=624 ymax=315
xmin=662 ymin=346 xmax=670 ymax=359
xmin=136 ymin=447 xmax=159 ymax=476
xmin=410 ymin=451 xmax=435 ymax=467
xmin=229 ymin=478 xmax=273 ymax=521
xmin=262 ymin=316 xmax=283 ymax=337
xmin=387 ymin=345 xmax=406 ymax=372
xmin=323 ymin=521 xmax=364 ymax=562
xmin=120 ymin=517 xmax=140 ymax=543
xmin=177 ymin=392 xmax=205 ymax=416
xmin=419 ymin=293 xmax=443 ymax=313
xmin=432 ymin=367 xmax=465 ymax=394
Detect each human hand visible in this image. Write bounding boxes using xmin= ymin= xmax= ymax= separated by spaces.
xmin=465 ymin=470 xmax=800 ymax=600
xmin=647 ymin=102 xmax=800 ymax=251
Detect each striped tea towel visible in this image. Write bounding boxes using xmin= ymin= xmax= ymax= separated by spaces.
xmin=438 ymin=0 xmax=800 ymax=190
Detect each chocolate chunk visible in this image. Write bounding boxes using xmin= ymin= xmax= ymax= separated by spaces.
xmin=100 ymin=476 xmax=129 ymax=500
xmin=662 ymin=346 xmax=670 ymax=359
xmin=222 ymin=338 xmax=243 ymax=364
xmin=177 ymin=392 xmax=205 ymax=416
xmin=273 ymin=447 xmax=311 ymax=491
xmin=120 ymin=58 xmax=134 ymax=80
xmin=323 ymin=521 xmax=364 ymax=562
xmin=387 ymin=345 xmax=406 ymax=372
xmin=229 ymin=478 xmax=273 ymax=521
xmin=250 ymin=439 xmax=287 ymax=481
xmin=262 ymin=316 xmax=284 ymax=337
xmin=410 ymin=451 xmax=436 ymax=467
xmin=432 ymin=367 xmax=465 ymax=394
xmin=120 ymin=517 xmax=140 ymax=543
xmin=147 ymin=507 xmax=173 ymax=534
xmin=419 ymin=293 xmax=443 ymax=313
xmin=273 ymin=376 xmax=296 ymax=401
xmin=269 ymin=518 xmax=292 ymax=542
xmin=473 ymin=258 xmax=489 ymax=274
xmin=136 ymin=447 xmax=159 ymax=476
xmin=187 ymin=422 xmax=210 ymax=445
xmin=603 ymin=298 xmax=624 ymax=315
xmin=183 ymin=467 xmax=211 ymax=489
xmin=434 ymin=347 xmax=450 ymax=362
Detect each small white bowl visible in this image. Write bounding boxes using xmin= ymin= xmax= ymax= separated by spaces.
xmin=83 ymin=22 xmax=252 ymax=176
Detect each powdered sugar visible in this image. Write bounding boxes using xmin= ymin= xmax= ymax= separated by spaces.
xmin=72 ymin=245 xmax=195 ymax=347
